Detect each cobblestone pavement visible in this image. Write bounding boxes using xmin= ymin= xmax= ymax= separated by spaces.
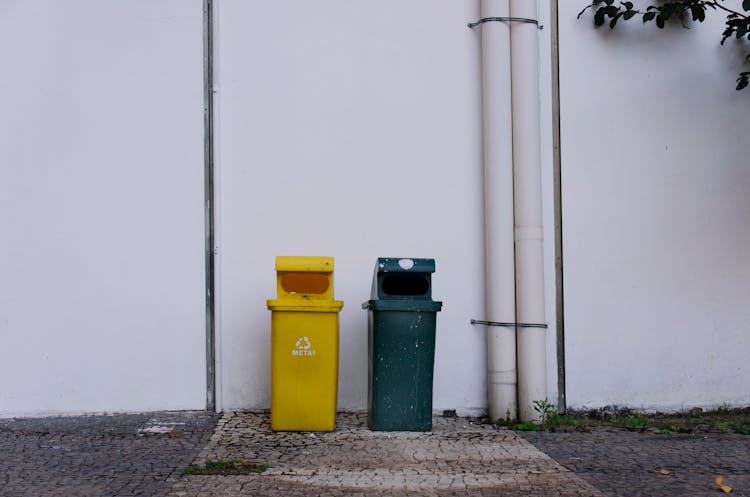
xmin=168 ymin=411 xmax=603 ymax=497
xmin=521 ymin=429 xmax=750 ymax=497
xmin=6 ymin=410 xmax=746 ymax=497
xmin=0 ymin=411 xmax=218 ymax=497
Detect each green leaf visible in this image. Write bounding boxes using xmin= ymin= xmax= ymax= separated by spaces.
xmin=691 ymin=5 xmax=705 ymax=22
xmin=603 ymin=5 xmax=619 ymax=17
xmin=721 ymin=28 xmax=732 ymax=45
xmin=736 ymin=73 xmax=749 ymax=91
xmin=622 ymin=1 xmax=633 ymax=9
xmin=610 ymin=11 xmax=623 ymax=28
xmin=744 ymin=0 xmax=750 ymax=12
xmin=594 ymin=9 xmax=606 ymax=26
xmin=624 ymin=10 xmax=636 ymax=20
xmin=738 ymin=26 xmax=748 ymax=39
xmin=643 ymin=11 xmax=656 ymax=23
xmin=656 ymin=14 xmax=665 ymax=29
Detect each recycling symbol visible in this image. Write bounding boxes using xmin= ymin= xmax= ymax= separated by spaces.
xmin=295 ymin=336 xmax=312 ymax=350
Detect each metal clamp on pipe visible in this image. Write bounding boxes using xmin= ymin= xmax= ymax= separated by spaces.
xmin=470 ymin=319 xmax=547 ymax=329
xmin=467 ymin=17 xmax=543 ymax=30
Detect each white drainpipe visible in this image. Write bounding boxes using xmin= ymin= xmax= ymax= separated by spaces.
xmin=510 ymin=0 xmax=547 ymax=423
xmin=480 ymin=0 xmax=518 ymax=423
xmin=478 ymin=0 xmax=547 ymax=423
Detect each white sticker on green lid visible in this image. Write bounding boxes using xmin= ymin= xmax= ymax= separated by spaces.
xmin=398 ymin=258 xmax=415 ymax=270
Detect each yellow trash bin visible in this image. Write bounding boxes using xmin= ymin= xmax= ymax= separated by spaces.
xmin=267 ymin=256 xmax=343 ymax=431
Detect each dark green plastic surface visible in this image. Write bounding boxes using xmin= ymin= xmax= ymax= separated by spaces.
xmin=363 ymin=258 xmax=442 ymax=431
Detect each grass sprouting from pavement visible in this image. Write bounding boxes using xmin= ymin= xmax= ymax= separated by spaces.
xmin=185 ymin=459 xmax=269 ymax=475
xmin=498 ymin=404 xmax=750 ymax=434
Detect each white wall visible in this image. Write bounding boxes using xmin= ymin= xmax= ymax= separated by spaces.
xmin=559 ymin=4 xmax=750 ymax=410
xmin=0 ymin=1 xmax=206 ymax=416
xmin=2 ymin=0 xmax=741 ymax=417
xmin=0 ymin=0 xmax=564 ymax=417
xmin=214 ymin=0 xmax=559 ymax=415
xmin=214 ymin=0 xmax=488 ymax=413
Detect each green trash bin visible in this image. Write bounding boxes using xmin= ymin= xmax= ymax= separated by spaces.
xmin=362 ymin=258 xmax=442 ymax=431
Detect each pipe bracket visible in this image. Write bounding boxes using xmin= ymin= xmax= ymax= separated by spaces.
xmin=471 ymin=319 xmax=548 ymax=329
xmin=467 ymin=17 xmax=543 ymax=30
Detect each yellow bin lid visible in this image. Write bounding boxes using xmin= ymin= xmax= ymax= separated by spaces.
xmin=276 ymin=256 xmax=334 ymax=273
xmin=272 ymin=256 xmax=339 ymax=302
xmin=266 ymin=299 xmax=343 ymax=312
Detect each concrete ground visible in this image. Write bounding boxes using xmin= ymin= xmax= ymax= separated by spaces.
xmin=1 ymin=410 xmax=748 ymax=497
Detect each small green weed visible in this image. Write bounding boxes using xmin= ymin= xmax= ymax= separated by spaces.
xmin=496 ymin=417 xmax=517 ymax=427
xmin=623 ymin=415 xmax=646 ymax=431
xmin=730 ymin=417 xmax=750 ymax=435
xmin=514 ymin=422 xmax=540 ymax=431
xmin=716 ymin=403 xmax=732 ymax=413
xmin=559 ymin=415 xmax=592 ymax=432
xmin=533 ymin=399 xmax=561 ymax=431
xmin=504 ymin=399 xmax=562 ymax=432
xmin=496 ymin=409 xmax=517 ymax=427
xmin=185 ymin=459 xmax=268 ymax=475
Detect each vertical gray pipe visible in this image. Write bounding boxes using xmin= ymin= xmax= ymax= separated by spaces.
xmin=203 ymin=0 xmax=216 ymax=412
xmin=550 ymin=0 xmax=566 ymax=414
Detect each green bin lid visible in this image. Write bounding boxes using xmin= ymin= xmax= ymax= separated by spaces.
xmin=370 ymin=258 xmax=438 ymax=301
xmin=361 ymin=299 xmax=442 ymax=312
xmin=375 ymin=258 xmax=435 ymax=274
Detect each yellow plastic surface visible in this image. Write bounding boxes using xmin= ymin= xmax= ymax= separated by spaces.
xmin=270 ymin=310 xmax=340 ymax=431
xmin=268 ymin=256 xmax=343 ymax=432
xmin=275 ymin=256 xmax=334 ymax=273
xmin=274 ymin=256 xmax=335 ymax=301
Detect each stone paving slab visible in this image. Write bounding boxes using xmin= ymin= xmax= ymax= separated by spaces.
xmin=521 ymin=430 xmax=750 ymax=497
xmin=168 ymin=411 xmax=604 ymax=497
xmin=0 ymin=411 xmax=218 ymax=497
